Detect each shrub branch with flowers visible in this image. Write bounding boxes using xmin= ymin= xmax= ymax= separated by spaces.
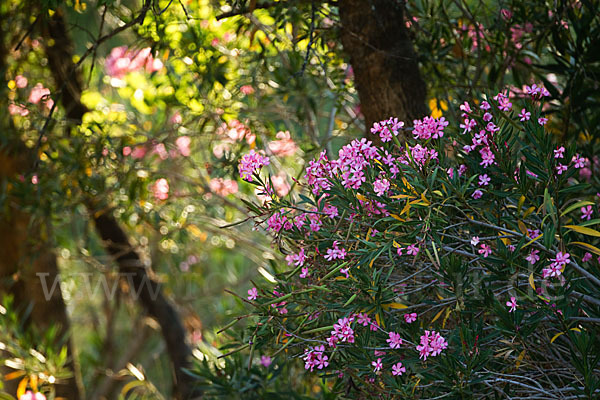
xmin=229 ymin=84 xmax=600 ymax=398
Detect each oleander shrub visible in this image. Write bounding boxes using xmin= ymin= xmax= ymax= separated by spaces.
xmin=222 ymin=85 xmax=600 ymax=399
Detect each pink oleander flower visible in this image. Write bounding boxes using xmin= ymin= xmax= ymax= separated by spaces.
xmin=554 ymin=146 xmax=565 ymax=159
xmin=581 ymin=205 xmax=593 ymax=220
xmin=300 ymin=267 xmax=309 ymax=278
xmin=471 ymin=236 xmax=480 ymax=246
xmin=460 ymin=118 xmax=477 ymax=134
xmin=286 ymin=248 xmax=307 ymax=267
xmin=209 ymin=178 xmax=239 ymax=196
xmin=406 ymin=244 xmax=419 ymax=256
xmin=526 ymin=249 xmax=540 ymax=264
xmin=572 ymin=154 xmax=585 ymax=169
xmin=416 ymin=330 xmax=448 ymax=360
xmin=519 ymin=108 xmax=531 ymax=121
xmin=175 ymin=136 xmax=191 ymax=156
xmin=478 ymin=174 xmax=490 ymax=186
xmin=260 ymin=355 xmax=272 ymax=367
xmin=325 ymin=240 xmax=347 ymax=261
xmin=373 ymin=178 xmax=390 ymax=196
xmin=478 ymin=243 xmax=492 ymax=258
xmin=538 ymin=117 xmax=548 ymax=125
xmin=506 ymin=296 xmax=517 ymax=312
xmin=582 ymin=252 xmax=592 ymax=263
xmin=323 ymin=204 xmax=339 ymax=219
xmin=152 ymin=178 xmax=169 ymax=200
xmin=387 ymin=332 xmax=403 ymax=349
xmin=472 ymin=189 xmax=483 ymax=199
xmin=479 ymin=147 xmax=495 ymax=168
xmin=19 ymin=392 xmax=46 ymax=400
xmin=480 ymin=101 xmax=491 ymax=110
xmin=356 ymin=313 xmax=372 ymax=326
xmin=303 ymin=345 xmax=329 ymax=371
xmin=392 ymin=362 xmax=406 ymax=376
xmin=247 ymin=287 xmax=258 ymax=301
xmin=268 ymin=131 xmax=298 ymax=156
xmin=371 ymin=117 xmax=405 ymax=142
xmin=372 ymin=358 xmax=383 ymax=372
xmin=543 ymin=251 xmax=570 ymax=278
xmin=239 ymin=150 xmax=270 ymax=181
xmin=556 ymin=164 xmax=568 ymax=175
xmin=413 ymin=116 xmax=448 ymax=140
xmin=404 ymin=312 xmax=417 ymax=323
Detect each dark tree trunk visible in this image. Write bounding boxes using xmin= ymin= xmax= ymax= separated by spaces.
xmin=338 ymin=0 xmax=428 ymax=137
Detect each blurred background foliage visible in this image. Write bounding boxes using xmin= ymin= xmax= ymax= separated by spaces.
xmin=0 ymin=0 xmax=598 ymax=398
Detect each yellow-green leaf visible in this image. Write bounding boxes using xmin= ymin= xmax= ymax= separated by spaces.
xmin=550 ymin=332 xmax=564 ymax=343
xmin=565 ymin=225 xmax=600 ymax=237
xmin=571 ymin=241 xmax=600 ymax=256
xmin=529 ymin=273 xmax=536 ymax=291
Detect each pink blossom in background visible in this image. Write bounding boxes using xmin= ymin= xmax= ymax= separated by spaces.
xmin=471 ymin=236 xmax=480 ymax=246
xmin=240 ymin=85 xmax=255 ymax=95
xmin=170 ymin=111 xmax=183 ymax=124
xmin=152 ymin=178 xmax=169 ymax=200
xmin=406 ymin=244 xmax=419 ymax=256
xmin=268 ymin=131 xmax=298 ymax=156
xmin=260 ymin=355 xmax=272 ymax=367
xmin=31 ymin=175 xmax=38 ymax=184
xmin=272 ymin=171 xmax=291 ymax=197
xmin=15 ymin=74 xmax=28 ymax=88
xmin=8 ymin=103 xmax=29 ymax=116
xmin=538 ymin=117 xmax=548 ymax=125
xmin=554 ymin=146 xmax=565 ymax=159
xmin=131 ymin=146 xmax=147 ymax=159
xmin=105 ymin=46 xmax=164 ymax=78
xmin=123 ymin=146 xmax=132 ymax=156
xmin=175 ymin=136 xmax=191 ymax=157
xmin=153 ymin=143 xmax=169 ymax=160
xmin=209 ymin=178 xmax=238 ymax=196
xmin=500 ymin=8 xmax=513 ymax=21
xmin=28 ymin=83 xmax=53 ymax=109
xmin=404 ymin=313 xmax=417 ymax=324
xmin=582 ymin=252 xmax=592 ymax=263
xmin=216 ymin=119 xmax=255 ymax=144
xmin=247 ymin=287 xmax=258 ymax=301
xmin=392 ymin=362 xmax=406 ymax=376
xmin=19 ymin=392 xmax=46 ymax=400
xmin=506 ymin=297 xmax=517 ymax=312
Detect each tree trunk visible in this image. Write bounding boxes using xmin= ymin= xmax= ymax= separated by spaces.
xmin=338 ymin=0 xmax=428 ymax=136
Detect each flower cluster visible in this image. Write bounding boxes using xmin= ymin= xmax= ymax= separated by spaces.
xmin=238 ymin=150 xmax=270 ymax=181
